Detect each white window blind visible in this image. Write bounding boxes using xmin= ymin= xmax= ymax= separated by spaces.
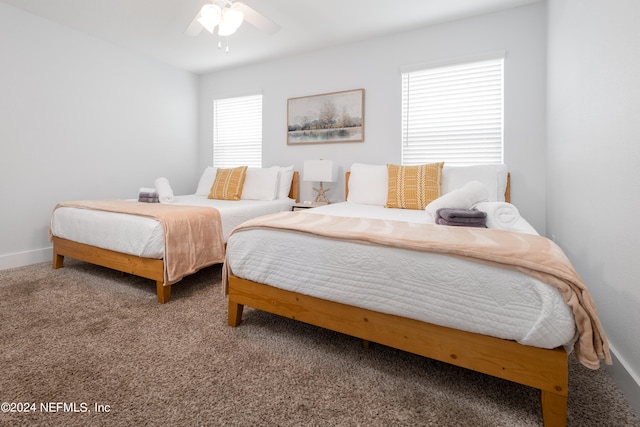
xmin=401 ymin=57 xmax=504 ymax=166
xmin=213 ymin=93 xmax=262 ymax=168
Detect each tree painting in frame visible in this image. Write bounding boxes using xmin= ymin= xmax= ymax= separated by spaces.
xmin=287 ymin=89 xmax=364 ymax=144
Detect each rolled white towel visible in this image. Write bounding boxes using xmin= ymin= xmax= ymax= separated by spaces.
xmin=154 ymin=177 xmax=175 ymax=203
xmin=425 ymin=181 xmax=489 ymax=219
xmin=474 ymin=202 xmax=538 ymax=235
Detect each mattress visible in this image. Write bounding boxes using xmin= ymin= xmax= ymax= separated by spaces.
xmin=50 ymin=196 xmax=294 ymax=258
xmin=226 ymin=202 xmax=577 ymax=350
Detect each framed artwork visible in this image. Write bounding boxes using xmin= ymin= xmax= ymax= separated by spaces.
xmin=287 ymin=89 xmax=364 ymax=145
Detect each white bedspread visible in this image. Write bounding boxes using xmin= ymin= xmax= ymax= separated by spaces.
xmin=306 ymin=201 xmax=434 ymax=223
xmin=226 ymin=202 xmax=576 ymax=350
xmin=51 ymin=195 xmax=294 ymax=258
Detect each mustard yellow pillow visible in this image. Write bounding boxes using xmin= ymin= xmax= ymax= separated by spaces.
xmin=208 ymin=166 xmax=248 ymax=200
xmin=385 ymin=162 xmax=444 ymax=210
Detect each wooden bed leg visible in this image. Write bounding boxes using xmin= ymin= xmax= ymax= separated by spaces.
xmin=228 ymin=301 xmax=244 ymax=327
xmin=53 ymin=252 xmax=64 ymax=269
xmin=362 ymin=340 xmax=370 ymax=349
xmin=541 ymin=390 xmax=567 ymax=427
xmin=156 ymin=281 xmax=171 ymax=304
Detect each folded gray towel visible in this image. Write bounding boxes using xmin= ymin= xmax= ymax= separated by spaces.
xmin=138 ymin=191 xmax=158 ymax=199
xmin=436 ymin=217 xmax=486 ymax=228
xmin=437 ymin=208 xmax=487 ymax=221
xmin=138 ymin=196 xmax=159 ymax=203
xmin=436 ymin=208 xmax=486 ymax=227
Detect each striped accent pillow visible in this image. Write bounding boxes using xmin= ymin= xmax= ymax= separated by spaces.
xmin=208 ymin=166 xmax=248 ymax=200
xmin=385 ymin=162 xmax=444 ymax=210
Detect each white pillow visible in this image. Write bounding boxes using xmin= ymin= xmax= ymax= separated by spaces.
xmin=241 ymin=166 xmax=280 ymax=200
xmin=442 ymin=164 xmax=508 ymax=202
xmin=276 ymin=165 xmax=295 ymax=199
xmin=347 ymin=163 xmax=388 ymax=206
xmin=195 ymin=166 xmax=218 ymax=196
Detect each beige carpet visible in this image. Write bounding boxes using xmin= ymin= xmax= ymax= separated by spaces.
xmin=1 ymin=260 xmax=638 ymax=427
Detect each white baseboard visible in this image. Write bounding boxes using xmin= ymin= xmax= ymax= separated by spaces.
xmin=0 ymin=247 xmax=52 ymax=270
xmin=606 ymin=344 xmax=640 ymax=416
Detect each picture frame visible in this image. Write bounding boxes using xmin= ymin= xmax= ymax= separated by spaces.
xmin=287 ymin=89 xmax=364 ymax=145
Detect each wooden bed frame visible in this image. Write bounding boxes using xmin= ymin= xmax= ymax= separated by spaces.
xmin=227 ymin=172 xmax=570 ymax=426
xmin=52 ymin=172 xmax=299 ymax=304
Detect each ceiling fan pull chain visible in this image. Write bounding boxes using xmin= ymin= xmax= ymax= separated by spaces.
xmin=216 ymin=36 xmax=230 ymax=53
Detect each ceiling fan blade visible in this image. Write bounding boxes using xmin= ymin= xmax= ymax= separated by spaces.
xmin=184 ymin=13 xmax=203 ymax=36
xmin=233 ymin=2 xmax=281 ymax=35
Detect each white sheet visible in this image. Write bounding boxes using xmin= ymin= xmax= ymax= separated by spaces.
xmin=307 ymin=201 xmax=434 ymax=223
xmin=226 ymin=202 xmax=576 ymax=349
xmin=51 ymin=196 xmax=294 ymax=258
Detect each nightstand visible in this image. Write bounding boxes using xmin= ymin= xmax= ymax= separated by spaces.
xmin=292 ymin=202 xmax=327 ymax=211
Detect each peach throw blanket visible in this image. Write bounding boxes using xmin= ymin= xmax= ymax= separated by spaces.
xmin=52 ymin=200 xmax=225 ymax=286
xmin=227 ymin=211 xmax=611 ymax=369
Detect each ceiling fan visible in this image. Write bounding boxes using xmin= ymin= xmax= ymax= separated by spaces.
xmin=184 ymin=1 xmax=281 ymax=38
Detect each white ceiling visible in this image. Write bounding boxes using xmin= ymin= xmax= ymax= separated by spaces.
xmin=1 ymin=0 xmax=541 ymax=75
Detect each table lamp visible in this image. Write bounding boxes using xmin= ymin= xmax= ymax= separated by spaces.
xmin=303 ymin=159 xmax=339 ymax=204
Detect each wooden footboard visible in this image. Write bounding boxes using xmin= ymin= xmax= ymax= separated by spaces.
xmin=52 ymin=237 xmax=170 ymax=303
xmin=227 ymin=274 xmax=568 ymax=426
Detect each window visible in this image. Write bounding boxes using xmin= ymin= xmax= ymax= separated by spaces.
xmin=213 ymin=93 xmax=262 ymax=168
xmin=401 ymin=55 xmax=504 ymax=166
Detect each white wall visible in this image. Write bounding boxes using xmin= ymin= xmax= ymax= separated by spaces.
xmin=0 ymin=4 xmax=199 ymax=269
xmin=198 ymin=4 xmax=548 ymax=232
xmin=547 ymin=0 xmax=640 ymax=412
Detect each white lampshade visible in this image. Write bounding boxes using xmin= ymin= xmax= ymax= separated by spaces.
xmin=197 ymin=4 xmax=221 ymax=34
xmin=303 ymin=160 xmax=339 ymax=183
xmin=218 ymin=8 xmax=244 ymax=36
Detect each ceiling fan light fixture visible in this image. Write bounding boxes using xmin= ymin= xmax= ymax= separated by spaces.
xmin=217 ymin=8 xmax=244 ymax=36
xmin=197 ymin=4 xmax=221 ymax=34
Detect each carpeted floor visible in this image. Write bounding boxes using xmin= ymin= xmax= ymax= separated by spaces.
xmin=1 ymin=260 xmax=638 ymax=427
